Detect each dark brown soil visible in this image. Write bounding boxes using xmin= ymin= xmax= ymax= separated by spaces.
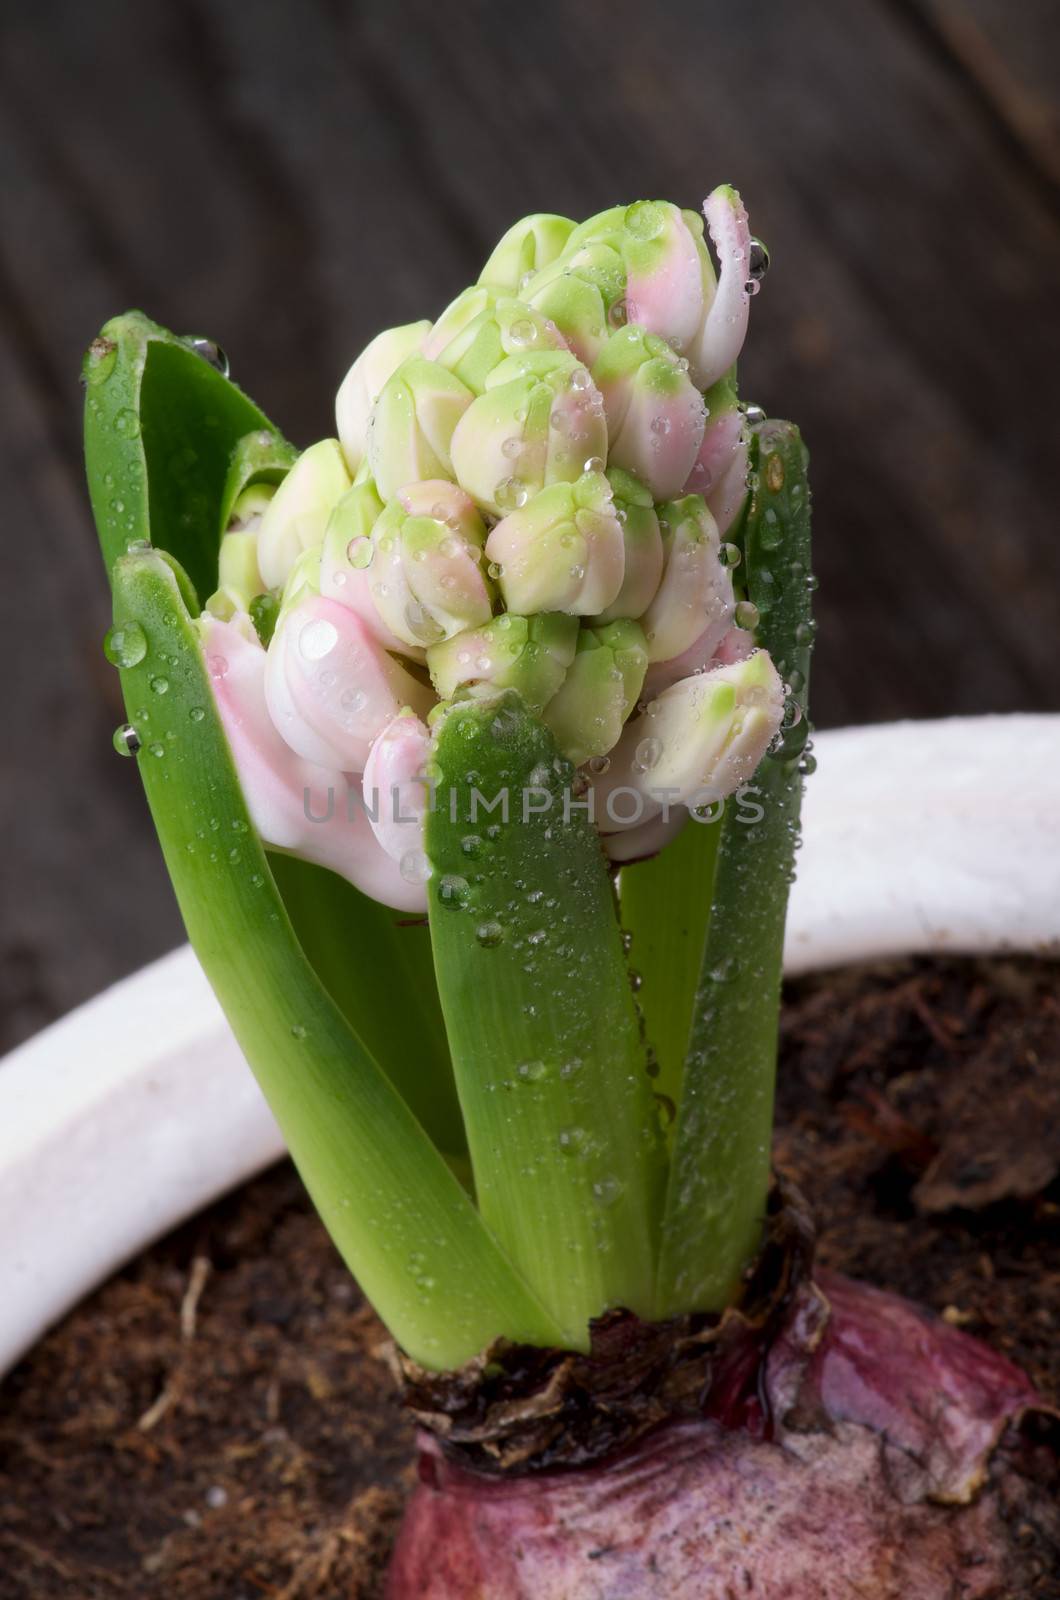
xmin=1 ymin=956 xmax=1057 ymax=1599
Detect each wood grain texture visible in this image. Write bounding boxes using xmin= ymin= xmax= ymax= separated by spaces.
xmin=0 ymin=0 xmax=1057 ymax=1047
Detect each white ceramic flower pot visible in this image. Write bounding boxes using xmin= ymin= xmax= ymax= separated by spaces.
xmin=1 ymin=713 xmax=1057 ymax=1378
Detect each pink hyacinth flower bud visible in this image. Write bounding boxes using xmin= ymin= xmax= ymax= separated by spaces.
xmin=317 ymin=480 xmax=414 ymax=657
xmin=683 ymin=372 xmax=750 ymax=524
xmin=367 ymin=481 xmax=493 ymax=650
xmin=368 ymin=357 xmax=474 ymax=503
xmin=640 ymin=494 xmax=734 ymax=668
xmin=256 ymin=439 xmax=351 ymax=593
xmin=202 ymin=614 xmax=426 ymax=912
xmin=449 ymin=352 xmax=608 ymax=517
xmin=265 ymin=594 xmax=434 ymax=772
xmin=361 ymin=711 xmax=433 ymax=867
xmin=592 ymin=326 xmax=706 ymax=501
xmin=591 ymin=468 xmax=664 ymax=625
xmin=594 ymin=651 xmax=785 ymax=827
xmin=688 ymin=185 xmax=753 ymax=392
xmin=335 ymin=320 xmax=432 ymax=476
xmin=616 ymin=201 xmax=706 ymax=357
xmin=484 ymin=471 xmax=625 ymax=617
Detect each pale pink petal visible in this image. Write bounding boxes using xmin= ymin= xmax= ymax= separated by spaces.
xmin=362 ymin=713 xmax=432 ymax=864
xmin=265 ymin=595 xmax=434 ymax=772
xmin=624 ymin=206 xmax=705 ymax=355
xmin=689 ymin=188 xmax=752 ymax=390
xmin=203 ymin=615 xmax=426 ymax=912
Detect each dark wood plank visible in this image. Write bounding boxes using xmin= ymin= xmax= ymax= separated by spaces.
xmin=0 ymin=0 xmax=1057 ymax=1040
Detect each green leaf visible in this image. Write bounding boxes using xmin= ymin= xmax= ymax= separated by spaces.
xmin=107 ymin=551 xmax=565 ymax=1368
xmin=83 ymin=311 xmax=284 ymax=603
xmin=656 ymin=420 xmax=813 ymax=1315
xmin=425 ymin=696 xmax=666 ymax=1339
xmin=85 ymin=309 xmax=465 ymax=1168
xmin=618 ymin=812 xmax=723 ymax=1118
xmin=267 ymin=854 xmax=468 ymax=1170
xmin=218 ymin=428 xmax=299 ymax=534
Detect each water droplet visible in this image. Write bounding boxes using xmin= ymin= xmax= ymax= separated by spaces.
xmin=583 ymin=455 xmax=605 ymax=474
xmin=340 ymin=686 xmax=366 ymax=714
xmin=587 ymin=754 xmax=611 ymax=776
xmin=650 ymin=414 xmax=672 ymax=436
xmin=487 ymin=561 xmax=504 ymax=580
xmin=461 ymin=833 xmax=483 ymax=858
xmin=634 ymin=736 xmax=662 ymax=771
xmin=495 ymin=476 xmax=529 ymax=512
xmin=438 ymin=873 xmax=470 ymax=910
xmin=719 ymin=542 xmax=741 ymax=569
xmin=299 ymin=618 xmax=338 ymax=661
xmin=799 ymin=751 xmax=817 ymax=776
xmin=735 ymin=600 xmax=760 ymax=631
xmin=347 ymin=535 xmax=373 ymax=569
xmin=508 ymin=318 xmax=537 ymax=347
xmin=103 ymin=621 xmax=147 ymax=668
xmin=112 ymin=722 xmax=141 ymax=756
xmin=624 ymin=200 xmax=664 ymax=240
xmin=742 ymin=402 xmax=767 ymax=426
xmin=765 ymin=452 xmax=785 ymax=493
xmin=149 ymin=674 xmax=169 ymax=695
xmin=113 ymin=407 xmax=141 ymax=439
xmin=147 ymin=741 xmax=165 ymax=758
xmin=568 ymin=367 xmax=592 ymax=392
xmin=189 ymin=705 xmax=206 ymax=723
xmin=476 ymin=919 xmax=505 ymax=948
xmin=558 ymin=1126 xmax=588 ymax=1156
xmin=607 ymin=298 xmax=628 ymax=328
xmin=207 ymin=653 xmax=229 ymax=680
xmin=592 ymin=1175 xmax=625 ymax=1207
xmin=795 ymin=619 xmax=817 ymax=645
xmin=748 ymin=237 xmax=770 ymax=284
xmin=516 ymin=1059 xmax=547 ymax=1083
xmin=400 ymin=849 xmax=432 ymax=885
xmin=188 ymin=336 xmax=230 ymax=377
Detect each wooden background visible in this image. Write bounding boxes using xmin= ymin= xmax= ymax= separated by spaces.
xmin=1 ymin=0 xmax=1057 ymax=1050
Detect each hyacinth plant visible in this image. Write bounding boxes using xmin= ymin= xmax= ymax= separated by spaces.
xmin=85 ymin=194 xmax=1056 ymax=1598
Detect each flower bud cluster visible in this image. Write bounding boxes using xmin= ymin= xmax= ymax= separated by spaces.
xmin=202 ymin=189 xmax=785 ymax=908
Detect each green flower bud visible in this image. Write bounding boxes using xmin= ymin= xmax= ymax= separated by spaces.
xmin=335 ymin=320 xmax=431 ymax=475
xmin=450 ymin=352 xmax=608 ymax=517
xmin=427 ymin=612 xmax=578 ymax=710
xmin=591 ymin=326 xmax=706 ymax=501
xmin=367 ymin=481 xmax=493 ymax=648
xmin=543 ymin=619 xmax=648 ymax=765
xmin=592 ymin=468 xmax=664 ymax=624
xmin=604 ymin=649 xmax=784 ymax=809
xmin=484 ymin=471 xmax=625 ymax=616
xmin=429 ymin=293 xmax=568 ymax=396
xmin=519 ymin=242 xmax=623 ymax=366
xmin=368 ymin=357 xmax=474 ymax=502
xmin=206 ymin=484 xmax=273 ymax=619
xmin=641 ymin=494 xmax=732 ymax=665
xmin=257 ymin=439 xmax=351 ymax=591
xmin=477 ymin=213 xmax=577 ymax=292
